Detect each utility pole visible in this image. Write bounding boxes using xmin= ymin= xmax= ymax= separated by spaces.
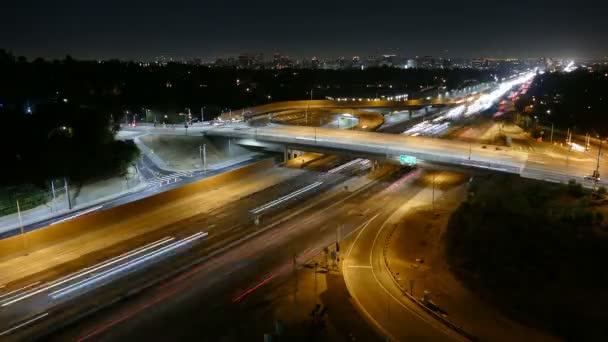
xmin=594 ymin=138 xmax=602 ymax=180
xmin=200 ymin=144 xmax=207 ymax=172
xmin=314 ymin=262 xmax=319 ymax=304
xmin=64 ymin=177 xmax=72 ymax=210
xmin=550 ymin=123 xmax=554 ymax=143
xmin=16 ymin=199 xmax=26 ymax=254
xmin=51 ymin=180 xmax=56 ymax=212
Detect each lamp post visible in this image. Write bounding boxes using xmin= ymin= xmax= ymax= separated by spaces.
xmin=200 ymin=144 xmax=207 ymax=172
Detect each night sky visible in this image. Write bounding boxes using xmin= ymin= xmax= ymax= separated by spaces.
xmin=2 ymin=0 xmax=607 ymax=60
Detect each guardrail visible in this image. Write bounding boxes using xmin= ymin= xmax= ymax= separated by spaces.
xmin=205 ymin=128 xmax=525 ymax=176
xmin=381 ymin=221 xmax=478 ymax=341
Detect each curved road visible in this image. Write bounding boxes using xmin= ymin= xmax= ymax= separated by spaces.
xmin=343 ymin=171 xmax=466 ymax=341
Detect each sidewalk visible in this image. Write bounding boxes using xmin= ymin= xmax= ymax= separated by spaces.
xmin=0 ymin=175 xmax=146 ymax=236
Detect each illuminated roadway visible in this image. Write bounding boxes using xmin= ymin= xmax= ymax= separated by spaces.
xmin=220 ymin=98 xmax=466 ymax=121
xmin=205 ymin=124 xmax=608 ymax=187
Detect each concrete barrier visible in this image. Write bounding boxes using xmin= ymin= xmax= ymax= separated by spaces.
xmin=0 ymin=158 xmax=276 ymax=261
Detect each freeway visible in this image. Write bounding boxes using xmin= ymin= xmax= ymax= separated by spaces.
xmin=42 ymin=163 xmax=457 ymax=341
xmin=205 ymin=124 xmax=608 ymax=187
xmin=0 ymin=155 xmax=405 ymax=340
xmin=219 ymin=98 xmax=464 ymax=122
xmin=0 ymin=152 xmax=268 ymax=241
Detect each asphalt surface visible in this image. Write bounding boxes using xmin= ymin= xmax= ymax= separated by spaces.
xmin=342 ymin=169 xmax=465 ymax=341
xmin=1 ymin=156 xmax=407 ymax=340
xmin=41 ymin=163 xmax=436 ymax=342
xmin=204 ymin=124 xmax=607 ymax=187
xmin=0 ymin=153 xmax=271 ymax=241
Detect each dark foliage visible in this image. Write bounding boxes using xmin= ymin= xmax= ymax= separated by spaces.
xmin=516 ymin=69 xmax=608 ymax=136
xmin=0 ymin=102 xmax=139 ymax=186
xmin=0 ymin=49 xmax=501 ymax=122
xmin=446 ymin=175 xmax=608 ymax=340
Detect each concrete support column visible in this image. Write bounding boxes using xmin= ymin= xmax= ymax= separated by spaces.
xmin=284 ymin=146 xmax=288 ymax=162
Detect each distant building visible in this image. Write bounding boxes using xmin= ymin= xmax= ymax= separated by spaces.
xmin=254 ymin=53 xmax=264 ymax=65
xmin=419 ymin=56 xmax=436 ymax=69
xmin=273 ymin=53 xmax=281 ymax=67
xmin=379 ymin=54 xmax=396 ymax=67
xmin=471 ymin=58 xmax=489 ymax=69
xmin=214 ymin=57 xmax=237 ymax=67
xmin=238 ymin=53 xmax=254 ymax=68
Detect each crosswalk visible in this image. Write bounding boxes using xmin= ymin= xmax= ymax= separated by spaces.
xmin=511 ymin=145 xmax=536 ymax=152
xmin=147 ymin=171 xmax=194 ymax=187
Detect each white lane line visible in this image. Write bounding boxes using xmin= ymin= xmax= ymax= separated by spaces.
xmin=1 ymin=237 xmax=174 ymax=307
xmin=50 ymin=232 xmax=208 ymax=299
xmin=328 ymin=159 xmax=363 ymax=174
xmin=251 ymin=182 xmax=323 ymax=214
xmin=50 ymin=205 xmax=104 ymax=226
xmin=0 ymin=282 xmax=41 ymax=299
xmin=0 ymin=312 xmax=49 ymax=336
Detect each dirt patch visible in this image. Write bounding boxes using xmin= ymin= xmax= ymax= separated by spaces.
xmin=385 ymin=184 xmax=558 ymax=342
xmin=140 ymin=135 xmax=224 ymax=170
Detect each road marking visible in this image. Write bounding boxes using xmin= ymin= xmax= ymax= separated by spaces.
xmin=251 ymin=181 xmax=323 ymax=214
xmin=348 ymin=265 xmax=372 ymax=269
xmin=0 ymin=281 xmax=41 ymax=300
xmin=50 ymin=206 xmax=104 ymax=226
xmin=0 ymin=312 xmax=49 ymax=336
xmin=368 ymin=208 xmax=463 ymax=340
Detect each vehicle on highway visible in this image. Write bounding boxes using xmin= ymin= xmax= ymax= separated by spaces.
xmin=584 ymin=175 xmax=600 ymax=182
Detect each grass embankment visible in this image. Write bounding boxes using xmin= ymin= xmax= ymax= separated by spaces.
xmin=445 ymin=175 xmax=608 ymax=340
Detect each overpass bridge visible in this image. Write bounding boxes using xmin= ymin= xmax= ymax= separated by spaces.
xmin=204 ymin=124 xmax=606 ymax=187
xmin=219 ymin=98 xmax=468 ymax=121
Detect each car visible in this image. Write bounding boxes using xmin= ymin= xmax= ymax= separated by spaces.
xmin=584 ymin=175 xmax=600 ymax=182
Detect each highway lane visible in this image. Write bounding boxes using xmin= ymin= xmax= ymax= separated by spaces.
xmin=0 ymin=156 xmax=381 ymax=339
xmin=42 ymin=165 xmax=430 ymax=341
xmin=343 ymin=170 xmax=465 ymax=341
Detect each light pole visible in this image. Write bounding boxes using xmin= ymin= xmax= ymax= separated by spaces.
xmin=432 ymin=172 xmax=435 ymax=212
xmin=16 ymin=199 xmax=26 ymax=255
xmin=200 ymin=144 xmax=207 ymax=172
xmin=594 ymin=137 xmax=602 ymax=181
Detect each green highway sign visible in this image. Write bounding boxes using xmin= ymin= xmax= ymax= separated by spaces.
xmin=400 ymin=155 xmax=417 ymax=165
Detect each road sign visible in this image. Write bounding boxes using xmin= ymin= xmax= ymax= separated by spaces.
xmin=400 ymin=155 xmax=417 ymax=165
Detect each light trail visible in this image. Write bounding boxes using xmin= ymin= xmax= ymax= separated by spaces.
xmin=328 ymin=158 xmax=364 ymax=173
xmin=0 ymin=281 xmax=41 ymax=300
xmin=50 ymin=205 xmax=104 ymax=226
xmin=1 ymin=236 xmax=175 ymax=307
xmin=250 ymin=182 xmax=323 ymax=214
xmin=231 ymin=247 xmax=320 ymax=303
xmin=0 ymin=312 xmax=49 ymax=337
xmin=50 ymin=232 xmax=208 ymax=299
